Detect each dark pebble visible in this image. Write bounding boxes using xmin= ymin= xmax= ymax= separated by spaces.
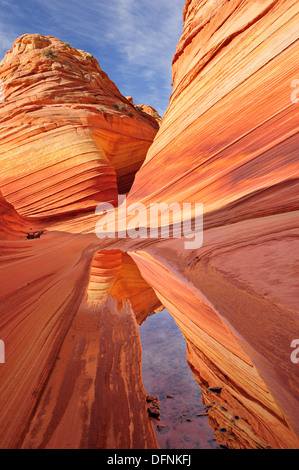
xmin=208 ymin=387 xmax=222 ymax=394
xmin=146 ymin=395 xmax=156 ymax=402
xmin=147 ymin=406 xmax=161 ymax=419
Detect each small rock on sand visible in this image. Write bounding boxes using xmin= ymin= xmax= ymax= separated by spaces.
xmin=147 ymin=406 xmax=161 ymax=419
xmin=146 ymin=395 xmax=156 ymax=402
xmin=157 ymin=425 xmax=166 ymax=431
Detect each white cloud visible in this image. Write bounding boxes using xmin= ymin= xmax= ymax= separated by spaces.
xmin=0 ymin=0 xmax=185 ymax=114
xmin=0 ymin=26 xmax=16 ymax=61
xmin=44 ymin=0 xmax=185 ymax=113
xmin=95 ymin=0 xmax=184 ymax=113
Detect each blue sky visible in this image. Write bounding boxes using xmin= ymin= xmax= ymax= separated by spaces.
xmin=0 ymin=0 xmax=185 ymax=115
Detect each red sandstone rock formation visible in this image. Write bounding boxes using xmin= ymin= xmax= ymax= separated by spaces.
xmin=136 ymin=104 xmax=162 ymax=125
xmin=123 ymin=0 xmax=299 ymax=448
xmin=0 ymin=191 xmax=159 ymax=449
xmin=20 ymin=296 xmax=157 ymax=449
xmin=0 ymin=34 xmax=159 ymax=219
xmin=0 ymin=0 xmax=299 ymax=450
xmin=126 ymin=96 xmax=162 ymax=125
xmin=0 ymin=34 xmax=160 ymax=449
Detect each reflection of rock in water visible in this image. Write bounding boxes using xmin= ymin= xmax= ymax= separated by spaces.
xmin=1 ymin=0 xmax=299 ymax=450
xmin=141 ymin=304 xmax=299 ymax=449
xmin=133 ymin=253 xmax=299 ymax=449
xmin=110 ymin=252 xmax=163 ymax=324
xmin=21 ymin=296 xmax=158 ymax=449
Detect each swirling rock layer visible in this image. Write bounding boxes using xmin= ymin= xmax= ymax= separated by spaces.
xmin=0 ymin=0 xmax=298 ymax=450
xmin=20 ymin=296 xmax=157 ymax=449
xmin=124 ymin=0 xmax=299 ymax=448
xmin=0 ymin=34 xmax=159 ymax=218
xmin=128 ymin=0 xmax=298 ymax=218
xmin=0 ymin=34 xmax=160 ymax=449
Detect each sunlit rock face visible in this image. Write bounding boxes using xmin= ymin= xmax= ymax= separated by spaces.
xmin=128 ymin=0 xmax=298 ymax=217
xmin=0 ymin=34 xmax=160 ymax=449
xmin=124 ymin=0 xmax=299 ymax=448
xmin=0 ymin=0 xmax=299 ymax=450
xmin=125 ymin=96 xmax=162 ymax=125
xmin=20 ymin=296 xmax=158 ymax=449
xmin=0 ymin=34 xmax=159 ymax=218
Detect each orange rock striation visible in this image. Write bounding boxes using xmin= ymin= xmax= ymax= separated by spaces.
xmin=0 ymin=34 xmax=160 ymax=449
xmin=0 ymin=201 xmax=159 ymax=449
xmin=0 ymin=0 xmax=299 ymax=450
xmin=126 ymin=96 xmax=162 ymax=125
xmin=20 ymin=296 xmax=157 ymax=449
xmin=123 ymin=0 xmax=299 ymax=448
xmin=0 ymin=34 xmax=159 ymax=219
xmin=128 ymin=0 xmax=298 ymax=218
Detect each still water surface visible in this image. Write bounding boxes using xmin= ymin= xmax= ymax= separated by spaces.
xmin=139 ymin=309 xmax=219 ymax=449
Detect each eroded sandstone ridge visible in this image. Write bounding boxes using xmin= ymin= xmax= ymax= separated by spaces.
xmin=124 ymin=0 xmax=299 ymax=449
xmin=0 ymin=33 xmax=159 ymax=219
xmin=0 ymin=0 xmax=298 ymax=450
xmin=0 ymin=34 xmax=160 ymax=449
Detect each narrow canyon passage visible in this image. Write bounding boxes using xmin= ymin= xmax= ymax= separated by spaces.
xmin=1 ymin=0 xmax=298 ymax=451
xmin=1 ymin=216 xmax=297 ymax=448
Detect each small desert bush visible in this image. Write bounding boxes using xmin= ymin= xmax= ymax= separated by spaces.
xmin=114 ymin=102 xmax=127 ymax=111
xmin=43 ymin=49 xmax=56 ymax=58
